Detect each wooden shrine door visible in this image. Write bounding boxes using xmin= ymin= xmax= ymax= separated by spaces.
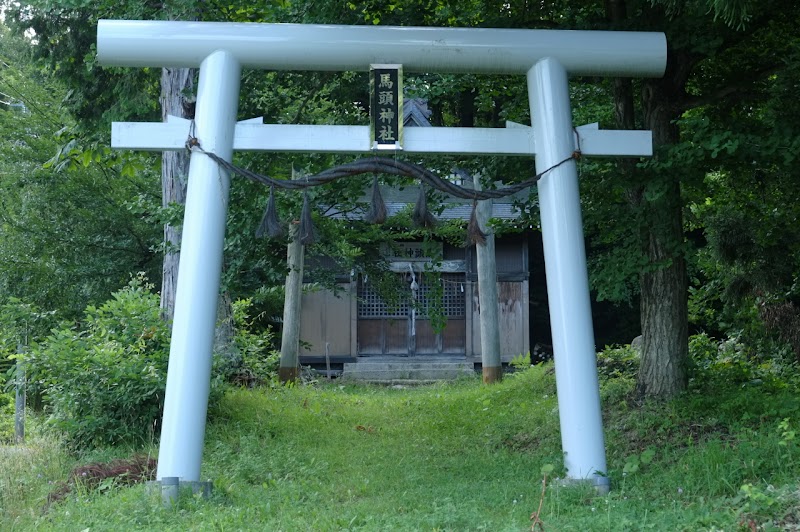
xmin=356 ymin=273 xmax=466 ymax=356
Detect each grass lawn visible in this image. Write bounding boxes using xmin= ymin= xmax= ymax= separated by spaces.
xmin=3 ymin=364 xmax=800 ymax=530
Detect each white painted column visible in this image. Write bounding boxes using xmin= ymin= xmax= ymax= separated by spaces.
xmin=528 ymin=58 xmax=608 ymax=488
xmin=157 ymin=50 xmax=241 ymax=481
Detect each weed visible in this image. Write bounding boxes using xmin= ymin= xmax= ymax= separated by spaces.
xmin=622 ymin=447 xmax=656 ymax=476
xmin=510 ymin=351 xmax=532 ymax=370
xmin=778 ymin=417 xmax=796 ymax=447
xmin=0 ymin=420 xmax=71 ymax=521
xmin=530 ymin=464 xmax=553 ymax=531
xmin=733 ymin=481 xmax=800 ymax=530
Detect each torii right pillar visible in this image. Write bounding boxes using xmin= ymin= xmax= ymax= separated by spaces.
xmin=528 ymin=57 xmax=608 ymax=492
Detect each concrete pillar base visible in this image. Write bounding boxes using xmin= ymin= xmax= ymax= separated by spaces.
xmin=555 ymin=475 xmax=610 ymax=496
xmin=146 ymin=478 xmax=213 ymax=507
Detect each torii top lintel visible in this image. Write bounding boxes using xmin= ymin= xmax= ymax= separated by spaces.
xmin=96 ymin=20 xmax=666 ymax=77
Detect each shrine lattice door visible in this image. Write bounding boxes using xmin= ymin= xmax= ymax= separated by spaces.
xmin=356 ymin=273 xmax=465 ymax=356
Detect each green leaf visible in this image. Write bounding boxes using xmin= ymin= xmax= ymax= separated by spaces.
xmin=623 ymin=461 xmax=639 ymax=475
xmin=121 ymin=162 xmax=136 ymax=178
xmin=640 ymin=448 xmax=656 ymax=465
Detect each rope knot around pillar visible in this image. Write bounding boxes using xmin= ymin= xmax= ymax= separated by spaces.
xmin=185 ymin=136 xmax=200 ymax=152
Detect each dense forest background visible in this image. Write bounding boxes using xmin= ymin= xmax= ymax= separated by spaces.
xmin=1 ymin=0 xmax=799 ymax=416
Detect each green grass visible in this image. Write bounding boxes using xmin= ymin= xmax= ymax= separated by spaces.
xmin=3 ymin=364 xmax=800 ymax=530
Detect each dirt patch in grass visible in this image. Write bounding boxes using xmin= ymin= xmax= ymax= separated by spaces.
xmin=45 ymin=454 xmax=156 ymax=509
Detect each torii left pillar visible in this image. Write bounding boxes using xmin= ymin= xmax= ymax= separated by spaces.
xmin=156 ymin=50 xmax=241 ymax=482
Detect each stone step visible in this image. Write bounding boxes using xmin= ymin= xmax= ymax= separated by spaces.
xmin=342 ymin=360 xmax=476 ymax=381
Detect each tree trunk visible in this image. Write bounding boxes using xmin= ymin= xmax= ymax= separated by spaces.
xmin=159 ymin=66 xmax=237 ymax=362
xmin=159 ymin=67 xmax=194 ymax=322
xmin=637 ymin=192 xmax=688 ymax=398
xmin=608 ymin=0 xmax=690 ymax=399
xmin=635 ymin=74 xmax=689 ymax=399
xmin=214 ymin=290 xmax=238 ymax=365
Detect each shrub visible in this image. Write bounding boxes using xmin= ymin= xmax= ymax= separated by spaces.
xmin=26 ymin=276 xmax=170 ymax=449
xmin=689 ymin=332 xmax=799 ymax=391
xmin=224 ymin=298 xmax=279 ymax=387
xmin=0 ymin=392 xmax=14 ymax=442
xmin=596 ymin=344 xmax=640 ymax=380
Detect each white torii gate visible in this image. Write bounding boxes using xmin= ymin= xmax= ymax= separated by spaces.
xmin=97 ymin=20 xmax=666 ymax=492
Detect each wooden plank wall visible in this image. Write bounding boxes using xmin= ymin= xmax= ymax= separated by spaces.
xmin=469 ymin=280 xmax=530 ymax=362
xmin=299 ymin=283 xmax=354 ymax=357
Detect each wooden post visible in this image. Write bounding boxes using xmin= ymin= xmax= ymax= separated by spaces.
xmin=474 ymin=178 xmax=503 ymax=383
xmin=279 ymin=173 xmax=305 ymax=383
xmin=350 ymin=277 xmax=358 ymax=357
xmin=14 ymin=344 xmax=25 ymax=444
xmin=325 ymin=342 xmax=332 ymax=380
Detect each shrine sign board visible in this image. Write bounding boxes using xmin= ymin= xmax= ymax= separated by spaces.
xmin=370 ymin=64 xmax=403 ymax=150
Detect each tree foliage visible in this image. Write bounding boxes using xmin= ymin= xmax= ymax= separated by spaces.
xmin=0 ymin=26 xmax=162 ymax=318
xmin=3 ymin=0 xmax=800 ymax=404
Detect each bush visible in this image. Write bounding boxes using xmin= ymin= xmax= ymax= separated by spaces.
xmin=596 ymin=344 xmax=640 ymax=380
xmin=224 ymin=298 xmax=279 ymax=387
xmin=0 ymin=392 xmax=14 ymax=442
xmin=689 ymin=332 xmax=799 ymax=391
xmin=26 ymin=276 xmax=170 ymax=449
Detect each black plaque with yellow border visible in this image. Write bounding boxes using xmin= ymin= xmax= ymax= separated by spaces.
xmin=370 ymin=64 xmax=403 ymax=151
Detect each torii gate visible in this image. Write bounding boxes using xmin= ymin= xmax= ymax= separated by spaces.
xmin=97 ymin=20 xmax=666 ymax=492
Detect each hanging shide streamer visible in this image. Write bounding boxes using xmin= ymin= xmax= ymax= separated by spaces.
xmin=412 ymin=183 xmax=437 ymax=228
xmin=298 ymin=190 xmax=317 ymax=246
xmin=466 ymin=200 xmax=487 ymax=246
xmin=192 ymin=142 xmax=577 ymax=241
xmin=364 ymin=176 xmax=387 ymax=224
xmin=256 ymin=186 xmax=285 ymax=239
xmin=194 ymin=144 xmax=577 ymax=239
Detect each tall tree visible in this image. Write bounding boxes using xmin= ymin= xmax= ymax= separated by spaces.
xmin=158 ymin=67 xmax=194 ymax=321
xmin=0 ymin=24 xmax=161 ymax=316
xmin=4 ymin=1 xmax=209 ymax=323
xmin=603 ymin=0 xmax=690 ymax=398
xmin=599 ymin=0 xmax=800 ymax=398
